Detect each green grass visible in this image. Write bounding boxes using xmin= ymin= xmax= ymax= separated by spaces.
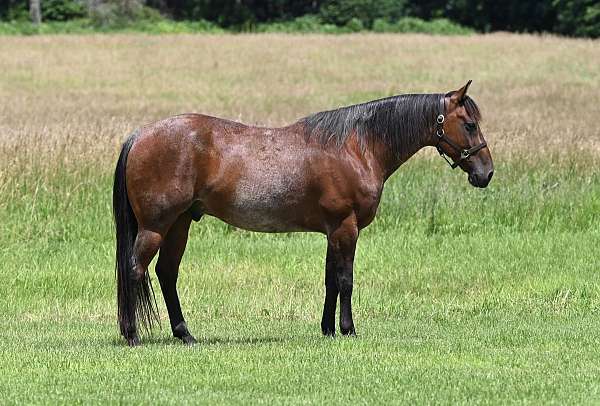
xmin=0 ymin=18 xmax=225 ymax=35
xmin=0 ymin=16 xmax=472 ymax=35
xmin=1 ymin=156 xmax=599 ymax=404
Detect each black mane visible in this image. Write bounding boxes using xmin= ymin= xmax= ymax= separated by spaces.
xmin=300 ymin=92 xmax=481 ymax=156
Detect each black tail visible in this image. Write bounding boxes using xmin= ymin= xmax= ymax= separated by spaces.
xmin=113 ymin=130 xmax=158 ymax=338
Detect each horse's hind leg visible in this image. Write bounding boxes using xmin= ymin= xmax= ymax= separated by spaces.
xmin=156 ymin=212 xmax=197 ymax=345
xmin=126 ymin=229 xmax=163 ymax=346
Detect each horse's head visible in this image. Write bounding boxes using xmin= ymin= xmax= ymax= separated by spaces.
xmin=436 ymin=81 xmax=494 ymax=188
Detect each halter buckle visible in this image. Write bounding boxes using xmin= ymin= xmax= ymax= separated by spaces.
xmin=460 ymin=150 xmax=470 ymax=160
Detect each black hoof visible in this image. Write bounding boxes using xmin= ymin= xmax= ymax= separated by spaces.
xmin=127 ymin=335 xmax=141 ymax=347
xmin=173 ymin=321 xmax=196 ymax=345
xmin=340 ymin=327 xmax=356 ymax=336
xmin=321 ymin=326 xmax=336 ymax=337
xmin=321 ymin=318 xmax=336 ymax=337
xmin=180 ymin=335 xmax=198 ymax=345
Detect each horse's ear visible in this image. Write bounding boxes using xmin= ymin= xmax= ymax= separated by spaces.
xmin=450 ymin=80 xmax=472 ymax=105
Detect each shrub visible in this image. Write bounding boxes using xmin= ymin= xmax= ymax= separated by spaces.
xmin=373 ymin=17 xmax=473 ymax=35
xmin=319 ymin=0 xmax=407 ymax=29
xmin=345 ymin=17 xmax=364 ymax=32
xmin=89 ymin=0 xmax=163 ymax=28
xmin=254 ymin=15 xmax=339 ymax=33
xmin=0 ymin=19 xmax=92 ymax=34
xmin=0 ymin=18 xmax=225 ymax=35
xmin=42 ymin=0 xmax=85 ymax=21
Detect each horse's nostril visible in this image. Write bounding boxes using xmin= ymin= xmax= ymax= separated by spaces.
xmin=488 ymin=171 xmax=494 ymax=181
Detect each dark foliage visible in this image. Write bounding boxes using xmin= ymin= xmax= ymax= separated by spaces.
xmin=319 ymin=0 xmax=408 ymax=28
xmin=408 ymin=0 xmax=557 ymax=33
xmin=553 ymin=0 xmax=600 ymax=37
xmin=0 ymin=0 xmax=27 ymax=20
xmin=6 ymin=0 xmax=600 ymax=37
xmin=146 ymin=0 xmax=322 ymax=27
xmin=43 ymin=0 xmax=86 ymax=21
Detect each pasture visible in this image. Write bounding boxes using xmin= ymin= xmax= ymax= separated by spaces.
xmin=1 ymin=33 xmax=599 ymax=404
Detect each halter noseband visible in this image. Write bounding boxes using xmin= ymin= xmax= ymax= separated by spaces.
xmin=435 ymin=98 xmax=487 ymax=169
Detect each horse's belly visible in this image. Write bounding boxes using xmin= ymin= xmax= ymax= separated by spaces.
xmin=223 ymin=207 xmax=304 ymax=232
xmin=219 ymin=171 xmax=310 ymax=233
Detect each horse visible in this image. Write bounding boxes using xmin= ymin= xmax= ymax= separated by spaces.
xmin=113 ymin=80 xmax=493 ymax=346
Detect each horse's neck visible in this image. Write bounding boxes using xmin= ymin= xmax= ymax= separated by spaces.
xmin=374 ymin=133 xmax=433 ymax=181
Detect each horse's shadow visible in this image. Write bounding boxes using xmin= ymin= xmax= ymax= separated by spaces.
xmin=110 ymin=335 xmax=288 ymax=347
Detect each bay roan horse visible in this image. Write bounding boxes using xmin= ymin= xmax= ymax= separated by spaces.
xmin=113 ymin=81 xmax=493 ymax=346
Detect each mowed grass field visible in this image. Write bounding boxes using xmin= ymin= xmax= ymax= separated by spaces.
xmin=1 ymin=33 xmax=599 ymax=404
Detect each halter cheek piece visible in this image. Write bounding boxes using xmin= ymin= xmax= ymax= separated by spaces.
xmin=435 ymin=98 xmax=487 ymax=169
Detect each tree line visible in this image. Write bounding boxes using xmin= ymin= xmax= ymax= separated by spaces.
xmin=4 ymin=0 xmax=599 ymax=37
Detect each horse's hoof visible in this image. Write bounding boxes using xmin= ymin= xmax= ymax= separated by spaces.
xmin=173 ymin=321 xmax=196 ymax=345
xmin=340 ymin=327 xmax=356 ymax=336
xmin=181 ymin=335 xmax=197 ymax=345
xmin=321 ymin=328 xmax=336 ymax=337
xmin=127 ymin=336 xmax=141 ymax=347
xmin=321 ymin=319 xmax=336 ymax=337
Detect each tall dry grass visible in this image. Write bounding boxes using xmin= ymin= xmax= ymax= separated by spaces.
xmin=0 ymin=33 xmax=599 ymax=182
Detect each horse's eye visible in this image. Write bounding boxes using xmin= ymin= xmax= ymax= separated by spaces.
xmin=464 ymin=122 xmax=477 ymax=133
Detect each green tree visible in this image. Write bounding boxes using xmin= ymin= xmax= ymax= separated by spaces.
xmin=319 ymin=0 xmax=407 ymax=28
xmin=553 ymin=0 xmax=600 ymax=37
xmin=42 ymin=0 xmax=85 ymax=21
xmin=406 ymin=0 xmax=556 ymax=33
xmin=147 ymin=0 xmax=322 ymax=27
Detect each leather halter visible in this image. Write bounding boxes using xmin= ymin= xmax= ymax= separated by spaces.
xmin=435 ymin=98 xmax=487 ymax=169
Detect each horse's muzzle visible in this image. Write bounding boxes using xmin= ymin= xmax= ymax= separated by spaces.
xmin=468 ymin=170 xmax=494 ymax=188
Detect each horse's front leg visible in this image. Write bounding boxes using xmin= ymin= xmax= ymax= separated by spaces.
xmin=326 ymin=216 xmax=358 ymax=336
xmin=321 ymin=244 xmax=338 ymax=336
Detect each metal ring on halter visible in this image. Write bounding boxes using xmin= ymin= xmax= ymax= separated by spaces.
xmin=436 ymin=114 xmax=444 ymax=124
